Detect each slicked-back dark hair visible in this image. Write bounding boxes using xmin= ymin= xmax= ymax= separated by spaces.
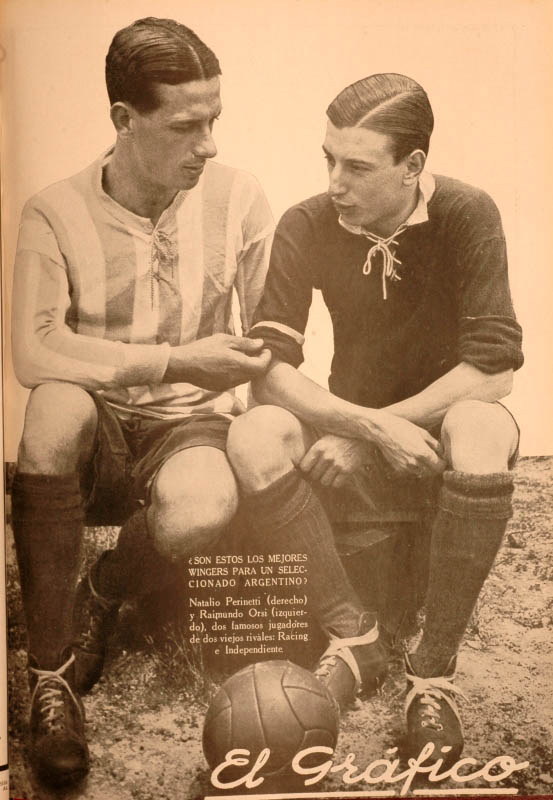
xmin=106 ymin=17 xmax=221 ymax=113
xmin=327 ymin=73 xmax=434 ymax=162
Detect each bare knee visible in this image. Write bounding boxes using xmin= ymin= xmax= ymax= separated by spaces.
xmin=441 ymin=400 xmax=518 ymax=473
xmin=227 ymin=405 xmax=311 ymax=491
xmin=149 ymin=449 xmax=238 ymax=560
xmin=18 ymin=383 xmax=97 ymax=474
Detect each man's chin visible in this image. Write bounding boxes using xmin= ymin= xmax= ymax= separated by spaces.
xmin=180 ymin=174 xmax=202 ymax=190
xmin=339 ymin=208 xmax=370 ymax=227
xmin=178 ymin=166 xmax=205 ymax=190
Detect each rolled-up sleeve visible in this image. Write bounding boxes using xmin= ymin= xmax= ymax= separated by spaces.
xmin=248 ymin=204 xmax=315 ymax=367
xmin=454 ymin=194 xmax=523 ymax=374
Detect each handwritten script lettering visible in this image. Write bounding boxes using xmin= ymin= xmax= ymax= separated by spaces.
xmin=211 ymin=745 xmax=529 ymax=795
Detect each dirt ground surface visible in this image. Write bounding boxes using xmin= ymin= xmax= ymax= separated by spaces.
xmin=6 ymin=456 xmax=553 ymax=800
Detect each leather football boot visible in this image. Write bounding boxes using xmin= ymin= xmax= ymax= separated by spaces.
xmin=313 ymin=613 xmax=389 ymax=711
xmin=404 ymin=653 xmax=465 ymax=768
xmin=28 ymin=650 xmax=89 ymax=786
xmin=72 ymin=553 xmax=120 ymax=694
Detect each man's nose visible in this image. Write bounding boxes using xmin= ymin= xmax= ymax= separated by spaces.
xmin=328 ymin=165 xmax=346 ymax=196
xmin=194 ymin=127 xmax=217 ymax=159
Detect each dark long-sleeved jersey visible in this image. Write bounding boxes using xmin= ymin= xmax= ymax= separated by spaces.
xmin=250 ymin=174 xmax=523 ymax=409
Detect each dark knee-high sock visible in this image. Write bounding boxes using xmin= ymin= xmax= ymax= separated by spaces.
xmin=94 ymin=507 xmax=176 ymax=602
xmin=242 ymin=470 xmax=370 ymax=638
xmin=12 ymin=473 xmax=84 ymax=670
xmin=412 ymin=470 xmax=514 ymax=677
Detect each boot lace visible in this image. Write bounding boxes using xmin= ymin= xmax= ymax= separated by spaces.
xmin=405 ymin=673 xmax=466 ymax=731
xmin=315 ymin=623 xmax=380 ymax=691
xmin=30 ymin=653 xmax=81 ymax=733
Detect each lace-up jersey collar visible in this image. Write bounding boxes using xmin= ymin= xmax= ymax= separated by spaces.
xmin=338 ymin=172 xmax=436 ymax=299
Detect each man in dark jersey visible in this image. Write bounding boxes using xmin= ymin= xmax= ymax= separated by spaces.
xmin=227 ymin=73 xmax=523 ymax=765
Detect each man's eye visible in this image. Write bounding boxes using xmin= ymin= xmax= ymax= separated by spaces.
xmin=323 ymin=154 xmax=335 ymax=166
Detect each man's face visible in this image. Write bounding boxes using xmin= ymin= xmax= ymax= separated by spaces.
xmin=323 ymin=120 xmax=410 ymax=234
xmin=127 ymin=77 xmax=221 ymax=193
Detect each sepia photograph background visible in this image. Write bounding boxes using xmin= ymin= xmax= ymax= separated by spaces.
xmin=1 ymin=1 xmax=552 ymax=799
xmin=2 ymin=0 xmax=553 ymax=458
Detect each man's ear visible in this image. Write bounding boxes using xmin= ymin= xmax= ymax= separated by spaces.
xmin=110 ymin=102 xmax=134 ymax=138
xmin=403 ymin=149 xmax=426 ymax=186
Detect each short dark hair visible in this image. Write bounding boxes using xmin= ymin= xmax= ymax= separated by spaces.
xmin=327 ymin=73 xmax=434 ymax=162
xmin=105 ymin=17 xmax=221 ymax=113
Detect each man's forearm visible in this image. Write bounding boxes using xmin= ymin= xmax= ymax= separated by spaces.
xmin=252 ymin=359 xmax=513 ymax=449
xmin=12 ymin=249 xmax=171 ymax=391
xmin=251 ymin=360 xmax=387 ymax=442
xmin=13 ymin=326 xmax=170 ymax=391
xmin=384 ymin=363 xmax=513 ymax=428
xmin=253 ymin=359 xmax=448 ymax=474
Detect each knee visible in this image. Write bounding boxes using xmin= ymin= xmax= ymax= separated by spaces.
xmin=227 ymin=405 xmax=307 ymax=490
xmin=18 ymin=383 xmax=97 ymax=473
xmin=150 ymin=460 xmax=238 ymax=560
xmin=441 ymin=400 xmax=517 ymax=473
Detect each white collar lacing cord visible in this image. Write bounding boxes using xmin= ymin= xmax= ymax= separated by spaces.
xmin=362 ymin=224 xmax=408 ymax=300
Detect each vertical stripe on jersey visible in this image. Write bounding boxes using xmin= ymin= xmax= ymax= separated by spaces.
xmin=37 ymin=186 xmax=109 ymax=341
xmin=99 ymin=221 xmax=139 ymax=344
xmin=211 ymin=292 xmax=233 ymax=337
xmin=129 ymin=231 xmax=160 ymax=344
xmin=195 ymin=167 xmax=237 ymax=340
xmin=175 ymin=189 xmax=205 ymax=343
xmin=154 ymin=219 xmax=184 ymax=346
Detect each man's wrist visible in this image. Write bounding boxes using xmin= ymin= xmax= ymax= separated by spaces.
xmin=163 ymin=344 xmax=193 ymax=384
xmin=350 ymin=407 xmax=389 ymax=444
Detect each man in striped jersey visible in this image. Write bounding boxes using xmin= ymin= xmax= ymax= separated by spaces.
xmin=11 ymin=18 xmax=273 ymax=786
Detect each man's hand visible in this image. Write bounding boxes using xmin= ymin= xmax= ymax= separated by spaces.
xmin=362 ymin=410 xmax=447 ymax=477
xmin=163 ymin=335 xmax=272 ymax=390
xmin=299 ymin=434 xmax=368 ymax=488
